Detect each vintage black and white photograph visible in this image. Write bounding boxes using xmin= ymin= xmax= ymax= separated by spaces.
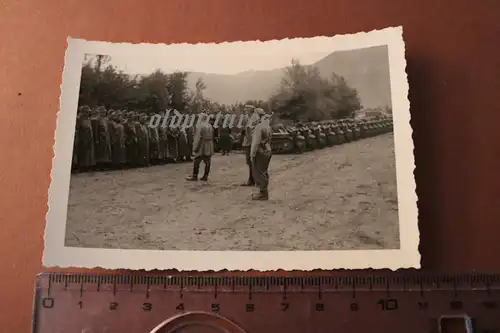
xmin=44 ymin=26 xmax=419 ymax=270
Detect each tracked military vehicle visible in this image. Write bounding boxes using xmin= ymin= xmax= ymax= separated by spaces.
xmin=270 ymin=124 xmax=307 ymax=154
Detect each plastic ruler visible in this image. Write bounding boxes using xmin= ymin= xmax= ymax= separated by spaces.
xmin=32 ymin=273 xmax=500 ymax=333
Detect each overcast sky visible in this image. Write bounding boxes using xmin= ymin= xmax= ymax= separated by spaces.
xmin=90 ymin=37 xmax=354 ymax=75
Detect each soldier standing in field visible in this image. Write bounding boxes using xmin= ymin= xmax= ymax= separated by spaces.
xmin=147 ymin=115 xmax=161 ymax=164
xmin=108 ymin=111 xmax=127 ymax=169
xmin=218 ymin=124 xmax=232 ymax=155
xmin=250 ymin=108 xmax=273 ymax=200
xmin=93 ymin=106 xmax=113 ymax=169
xmin=76 ymin=106 xmax=96 ymax=172
xmin=185 ymin=124 xmax=194 ymax=161
xmin=124 ymin=111 xmax=139 ymax=167
xmin=186 ymin=114 xmax=215 ymax=181
xmin=177 ymin=126 xmax=190 ymax=161
xmin=240 ymin=104 xmax=258 ymax=186
xmin=135 ymin=114 xmax=150 ymax=167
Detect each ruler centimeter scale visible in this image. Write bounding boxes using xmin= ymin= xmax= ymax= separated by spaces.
xmin=33 ymin=273 xmax=500 ymax=333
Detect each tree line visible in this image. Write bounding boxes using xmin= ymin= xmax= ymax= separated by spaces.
xmin=78 ymin=54 xmax=364 ymax=122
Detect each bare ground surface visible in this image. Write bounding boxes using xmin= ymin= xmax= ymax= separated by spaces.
xmin=64 ymin=133 xmax=400 ymax=251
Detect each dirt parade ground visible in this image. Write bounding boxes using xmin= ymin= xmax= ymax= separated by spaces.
xmin=64 ymin=133 xmax=400 ymax=251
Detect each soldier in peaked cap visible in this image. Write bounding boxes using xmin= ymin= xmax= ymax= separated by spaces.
xmin=240 ymin=104 xmax=258 ymax=186
xmin=250 ymin=108 xmax=273 ymax=200
xmin=186 ymin=113 xmax=215 ymax=181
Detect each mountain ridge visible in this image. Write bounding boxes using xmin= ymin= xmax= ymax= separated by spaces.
xmin=185 ymin=45 xmax=392 ymax=109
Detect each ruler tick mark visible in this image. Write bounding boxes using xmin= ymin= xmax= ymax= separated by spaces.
xmin=145 ymin=278 xmax=150 ymax=297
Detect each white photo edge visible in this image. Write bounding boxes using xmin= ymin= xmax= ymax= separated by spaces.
xmin=43 ymin=26 xmax=419 ymax=271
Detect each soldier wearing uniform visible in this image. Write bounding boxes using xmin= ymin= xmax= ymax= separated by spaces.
xmin=250 ymin=108 xmax=273 ymax=200
xmin=240 ymin=105 xmax=258 ymax=186
xmin=93 ymin=106 xmax=113 ymax=169
xmin=76 ymin=105 xmax=96 ymax=172
xmin=218 ymin=125 xmax=232 ymax=155
xmin=186 ymin=114 xmax=215 ymax=181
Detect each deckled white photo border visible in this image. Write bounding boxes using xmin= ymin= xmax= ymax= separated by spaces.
xmin=43 ymin=26 xmax=419 ymax=271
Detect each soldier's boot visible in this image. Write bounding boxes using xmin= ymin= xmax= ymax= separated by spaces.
xmin=186 ymin=163 xmax=200 ymax=181
xmin=200 ymin=164 xmax=210 ymax=181
xmin=252 ymin=188 xmax=269 ymax=201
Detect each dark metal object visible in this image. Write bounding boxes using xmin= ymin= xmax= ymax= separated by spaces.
xmin=33 ymin=273 xmax=500 ymax=333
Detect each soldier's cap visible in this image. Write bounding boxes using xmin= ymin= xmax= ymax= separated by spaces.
xmin=254 ymin=108 xmax=266 ymax=116
xmin=78 ymin=105 xmax=91 ymax=112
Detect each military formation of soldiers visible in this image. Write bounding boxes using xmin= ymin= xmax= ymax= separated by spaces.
xmin=72 ymin=105 xmax=198 ymax=172
xmin=72 ymin=104 xmax=392 ymax=170
xmin=72 ymin=104 xmax=390 ymax=201
xmin=72 ymin=103 xmax=274 ymax=199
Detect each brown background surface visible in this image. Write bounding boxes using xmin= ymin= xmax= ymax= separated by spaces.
xmin=1 ymin=0 xmax=499 ymax=331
